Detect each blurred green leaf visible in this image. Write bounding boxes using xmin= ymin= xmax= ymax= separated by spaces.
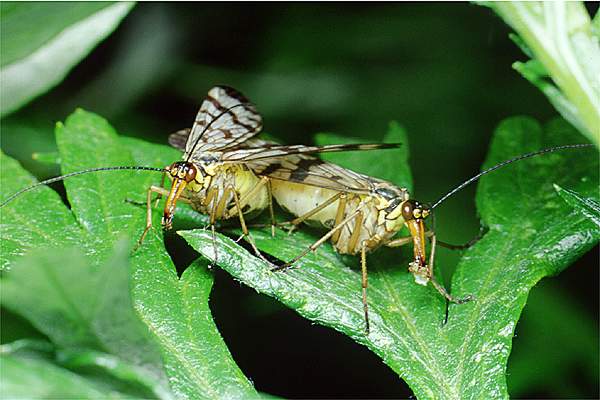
xmin=1 ymin=353 xmax=123 ymax=399
xmin=554 ymin=184 xmax=600 ymax=227
xmin=32 ymin=151 xmax=61 ymax=165
xmin=0 ymin=2 xmax=135 ymax=117
xmin=484 ymin=1 xmax=600 ymax=146
xmin=181 ymin=116 xmax=598 ymax=399
xmin=0 ymin=110 xmax=257 ymax=398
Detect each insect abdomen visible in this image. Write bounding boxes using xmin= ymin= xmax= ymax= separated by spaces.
xmin=271 ymin=180 xmax=339 ymax=228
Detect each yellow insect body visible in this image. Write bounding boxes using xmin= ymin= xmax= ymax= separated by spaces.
xmin=271 ymin=180 xmax=408 ymax=255
xmin=252 ymin=153 xmax=442 ymax=333
xmin=179 ymin=163 xmax=269 ymax=221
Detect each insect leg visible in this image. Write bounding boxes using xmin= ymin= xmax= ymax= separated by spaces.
xmin=153 ymin=172 xmax=167 ymax=208
xmin=204 ymin=188 xmax=229 ymax=266
xmin=272 ymin=204 xmax=364 ymax=272
xmin=135 ymin=185 xmax=171 ymax=250
xmin=386 ymin=230 xmax=434 ymax=248
xmin=435 ymin=226 xmax=489 ymax=250
xmin=346 ymin=210 xmax=364 ymax=254
xmin=229 ymin=185 xmax=271 ymax=264
xmin=215 ymin=187 xmax=233 ymax=220
xmin=202 ymin=187 xmax=218 ymax=208
xmin=427 ymin=234 xmax=474 ymax=304
xmin=266 ymin=179 xmax=276 ymax=237
xmin=331 ymin=194 xmax=347 ymax=243
xmin=210 ymin=223 xmax=218 ymax=267
xmin=230 ymin=176 xmax=270 ymax=215
xmin=361 ymin=244 xmax=370 ymax=334
xmin=280 ymin=192 xmax=344 ymax=235
xmin=385 ymin=236 xmax=413 ymax=247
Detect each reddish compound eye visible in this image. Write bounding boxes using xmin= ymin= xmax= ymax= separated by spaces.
xmin=401 ymin=201 xmax=415 ymax=221
xmin=185 ymin=165 xmax=197 ymax=181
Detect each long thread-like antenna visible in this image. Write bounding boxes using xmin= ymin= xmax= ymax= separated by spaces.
xmin=431 ymin=143 xmax=594 ymax=210
xmin=1 ymin=166 xmax=166 ymax=208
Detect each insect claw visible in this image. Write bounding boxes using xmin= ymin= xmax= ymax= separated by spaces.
xmin=125 ymin=198 xmax=144 ymax=207
xmin=271 ymin=263 xmax=293 ymax=272
xmin=455 ymin=294 xmax=475 ymax=304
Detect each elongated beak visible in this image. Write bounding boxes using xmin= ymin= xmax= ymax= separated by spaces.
xmin=162 ymin=178 xmax=187 ymax=230
xmin=407 ymin=219 xmax=426 ymax=265
xmin=406 ymin=218 xmax=430 ymax=285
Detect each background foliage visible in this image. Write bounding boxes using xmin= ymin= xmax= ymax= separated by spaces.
xmin=1 ymin=3 xmax=598 ymax=399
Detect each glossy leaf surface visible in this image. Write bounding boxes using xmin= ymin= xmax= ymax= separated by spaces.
xmin=181 ymin=116 xmax=599 ymax=399
xmin=0 ymin=110 xmax=257 ymax=399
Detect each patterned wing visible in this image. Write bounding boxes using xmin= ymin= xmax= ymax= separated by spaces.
xmin=249 ymin=153 xmax=377 ymax=195
xmin=183 ymin=86 xmax=262 ymax=159
xmin=221 ymin=143 xmax=399 ymax=162
xmin=168 ymin=128 xmax=190 ymax=151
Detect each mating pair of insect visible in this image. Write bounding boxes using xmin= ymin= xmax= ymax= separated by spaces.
xmin=3 ymin=86 xmax=591 ymax=334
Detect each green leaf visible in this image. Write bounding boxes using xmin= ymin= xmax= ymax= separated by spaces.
xmin=180 ymin=116 xmax=598 ymax=399
xmin=131 ymin=256 xmax=257 ymax=400
xmin=32 ymin=151 xmax=61 ymax=165
xmin=1 ymin=242 xmax=171 ymax=399
xmin=0 ymin=2 xmax=135 ymax=117
xmin=554 ymin=184 xmax=600 ymax=227
xmin=0 ymin=109 xmax=257 ymax=399
xmin=1 ymin=353 xmax=123 ymax=399
xmin=483 ymin=1 xmax=600 ymax=146
xmin=1 ymin=339 xmax=163 ymax=399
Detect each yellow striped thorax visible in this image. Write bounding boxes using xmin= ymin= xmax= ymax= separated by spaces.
xmin=162 ymin=159 xmax=269 ymax=229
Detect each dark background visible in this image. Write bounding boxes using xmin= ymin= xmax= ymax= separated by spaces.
xmin=1 ymin=3 xmax=598 ymax=398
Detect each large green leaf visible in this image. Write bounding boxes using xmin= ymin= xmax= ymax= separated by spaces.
xmin=0 ymin=2 xmax=134 ymax=116
xmin=1 ymin=246 xmax=170 ymax=399
xmin=180 ymin=116 xmax=598 ymax=399
xmin=0 ymin=109 xmax=257 ymax=399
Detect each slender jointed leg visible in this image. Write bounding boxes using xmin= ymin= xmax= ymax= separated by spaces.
xmin=361 ymin=245 xmax=370 ymax=334
xmin=210 ymin=224 xmax=218 ymax=267
xmin=251 ymin=192 xmax=344 ymax=233
xmin=386 ymin=230 xmax=434 ymax=248
xmin=134 ymin=185 xmax=183 ymax=250
xmin=266 ymin=180 xmax=276 ymax=237
xmin=229 ymin=176 xmax=269 ymax=216
xmin=331 ymin=194 xmax=348 ymax=243
xmin=153 ymin=172 xmax=167 ymax=208
xmin=229 ymin=185 xmax=271 ymax=264
xmin=428 ymin=234 xmax=474 ymax=304
xmin=207 ymin=190 xmax=222 ymax=267
xmin=282 ymin=192 xmax=344 ymax=235
xmin=271 ymin=203 xmax=364 ymax=272
xmin=385 ymin=236 xmax=413 ymax=248
xmin=436 ymin=226 xmax=489 ymax=250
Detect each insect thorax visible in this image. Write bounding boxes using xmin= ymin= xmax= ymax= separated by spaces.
xmin=184 ymin=162 xmax=269 ymax=220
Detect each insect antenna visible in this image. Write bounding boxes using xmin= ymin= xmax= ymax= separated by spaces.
xmin=1 ymin=166 xmax=166 ymax=208
xmin=430 ymin=143 xmax=594 ymax=210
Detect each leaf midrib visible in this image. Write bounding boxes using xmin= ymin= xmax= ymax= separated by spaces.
xmin=378 ymin=272 xmax=455 ymax=398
